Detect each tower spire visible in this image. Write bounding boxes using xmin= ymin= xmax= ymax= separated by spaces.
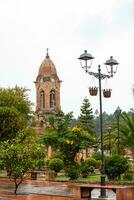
xmin=46 ymin=48 xmax=50 ymax=58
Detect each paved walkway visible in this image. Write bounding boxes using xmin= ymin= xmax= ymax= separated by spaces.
xmin=0 ymin=178 xmax=76 ymax=200
xmin=0 ymin=178 xmax=116 ymax=200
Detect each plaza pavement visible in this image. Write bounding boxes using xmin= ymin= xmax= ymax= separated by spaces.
xmin=0 ymin=178 xmax=76 ymax=200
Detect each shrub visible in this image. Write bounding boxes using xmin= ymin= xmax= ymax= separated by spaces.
xmin=48 ymin=158 xmax=64 ymax=173
xmin=84 ymin=157 xmax=98 ymax=168
xmin=81 ymin=165 xmax=94 ymax=178
xmin=52 ymin=151 xmax=63 ymax=159
xmin=105 ymin=154 xmax=129 ymax=180
xmin=96 ymin=160 xmax=101 ymax=169
xmin=123 ymin=172 xmax=133 ymax=181
xmin=45 ymin=159 xmax=50 ymax=166
xmin=92 ymin=151 xmax=101 ymax=161
xmin=66 ymin=164 xmax=79 ymax=180
xmin=80 ymin=158 xmax=98 ymax=178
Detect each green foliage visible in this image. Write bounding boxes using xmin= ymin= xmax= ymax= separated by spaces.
xmin=80 ymin=158 xmax=98 ymax=178
xmin=84 ymin=157 xmax=98 ymax=167
xmin=123 ymin=172 xmax=133 ymax=181
xmin=66 ymin=164 xmax=79 ymax=180
xmin=58 ymin=128 xmax=95 ymax=165
xmin=77 ymin=97 xmax=95 ymax=134
xmin=94 ymin=112 xmax=115 ymax=136
xmin=43 ymin=111 xmax=96 ymax=167
xmin=0 ymin=130 xmax=46 ymax=194
xmin=43 ymin=111 xmax=97 ymax=180
xmin=0 ymin=86 xmax=33 ymax=141
xmin=44 ymin=111 xmax=74 ymax=133
xmin=0 ymin=107 xmax=25 ymax=140
xmin=52 ymin=150 xmax=63 ymax=159
xmin=0 ymin=86 xmax=32 ymax=119
xmin=105 ymin=154 xmax=129 ymax=181
xmin=48 ymin=158 xmax=64 ymax=173
xmin=45 ymin=159 xmax=50 ymax=166
xmin=43 ymin=130 xmax=59 ymax=148
xmin=81 ymin=165 xmax=94 ymax=178
xmin=119 ymin=112 xmax=134 ymax=154
xmin=104 ymin=111 xmax=134 ymax=155
xmin=92 ymin=151 xmax=101 ymax=161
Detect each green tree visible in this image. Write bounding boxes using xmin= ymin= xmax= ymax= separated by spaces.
xmin=105 ymin=154 xmax=129 ymax=180
xmin=119 ymin=111 xmax=134 ymax=155
xmin=103 ymin=111 xmax=134 ymax=155
xmin=0 ymin=129 xmax=45 ymax=194
xmin=45 ymin=110 xmax=74 ymax=133
xmin=0 ymin=107 xmax=25 ymax=140
xmin=80 ymin=157 xmax=99 ymax=178
xmin=0 ymin=86 xmax=33 ymax=140
xmin=77 ymin=97 xmax=95 ymax=134
xmin=43 ymin=111 xmax=96 ymax=179
xmin=48 ymin=158 xmax=64 ymax=173
xmin=0 ymin=86 xmax=32 ymax=118
xmin=92 ymin=151 xmax=101 ymax=160
xmin=43 ymin=119 xmax=95 ymax=165
xmin=94 ymin=112 xmax=115 ymax=136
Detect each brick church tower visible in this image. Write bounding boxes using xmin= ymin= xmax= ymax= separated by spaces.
xmin=34 ymin=50 xmax=61 ymax=122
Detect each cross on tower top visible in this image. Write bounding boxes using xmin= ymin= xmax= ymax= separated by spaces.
xmin=46 ymin=48 xmax=50 ymax=58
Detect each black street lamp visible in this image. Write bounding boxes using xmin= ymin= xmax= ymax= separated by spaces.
xmin=107 ymin=127 xmax=112 ymax=155
xmin=78 ymin=50 xmax=119 ymax=198
xmin=114 ymin=106 xmax=122 ymax=154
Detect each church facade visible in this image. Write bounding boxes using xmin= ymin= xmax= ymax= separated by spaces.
xmin=34 ymin=50 xmax=61 ymax=121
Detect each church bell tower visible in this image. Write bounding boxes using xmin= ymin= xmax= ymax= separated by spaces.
xmin=35 ymin=49 xmax=61 ymax=118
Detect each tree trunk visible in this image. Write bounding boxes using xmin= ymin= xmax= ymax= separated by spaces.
xmin=14 ymin=178 xmax=23 ymax=195
xmin=14 ymin=183 xmax=19 ymax=195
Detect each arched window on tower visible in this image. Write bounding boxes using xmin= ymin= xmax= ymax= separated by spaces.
xmin=40 ymin=90 xmax=45 ymax=109
xmin=50 ymin=89 xmax=56 ymax=108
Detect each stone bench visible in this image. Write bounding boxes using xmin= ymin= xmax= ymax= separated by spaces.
xmin=75 ymin=184 xmax=134 ymax=200
xmin=30 ymin=171 xmax=44 ymax=180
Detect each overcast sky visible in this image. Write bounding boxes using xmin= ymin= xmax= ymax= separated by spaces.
xmin=0 ymin=0 xmax=134 ymax=118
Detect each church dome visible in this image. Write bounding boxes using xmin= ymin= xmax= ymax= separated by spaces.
xmin=38 ymin=52 xmax=57 ymax=77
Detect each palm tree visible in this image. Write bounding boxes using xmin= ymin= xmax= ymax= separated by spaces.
xmin=101 ymin=126 xmax=118 ymax=155
xmin=119 ymin=112 xmax=134 ymax=156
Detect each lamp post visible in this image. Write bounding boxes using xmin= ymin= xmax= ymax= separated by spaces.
xmin=107 ymin=127 xmax=112 ymax=155
xmin=114 ymin=106 xmax=122 ymax=154
xmin=78 ymin=50 xmax=119 ymax=198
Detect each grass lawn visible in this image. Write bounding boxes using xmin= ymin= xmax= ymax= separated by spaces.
xmin=55 ymin=174 xmax=134 ymax=185
xmin=55 ymin=174 xmax=105 ymax=183
xmin=78 ymin=174 xmax=102 ymax=182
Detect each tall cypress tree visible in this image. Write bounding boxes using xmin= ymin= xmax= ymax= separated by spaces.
xmin=77 ymin=97 xmax=95 ymax=134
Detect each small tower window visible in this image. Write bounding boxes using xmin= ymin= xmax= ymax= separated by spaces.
xmin=40 ymin=90 xmax=45 ymax=109
xmin=50 ymin=89 xmax=56 ymax=108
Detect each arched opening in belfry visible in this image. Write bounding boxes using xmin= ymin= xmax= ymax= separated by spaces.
xmin=40 ymin=90 xmax=45 ymax=109
xmin=50 ymin=89 xmax=56 ymax=108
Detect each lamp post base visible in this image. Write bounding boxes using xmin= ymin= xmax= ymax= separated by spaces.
xmin=98 ymin=195 xmax=108 ymax=199
xmin=99 ymin=192 xmax=107 ymax=199
xmin=99 ymin=175 xmax=107 ymax=198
